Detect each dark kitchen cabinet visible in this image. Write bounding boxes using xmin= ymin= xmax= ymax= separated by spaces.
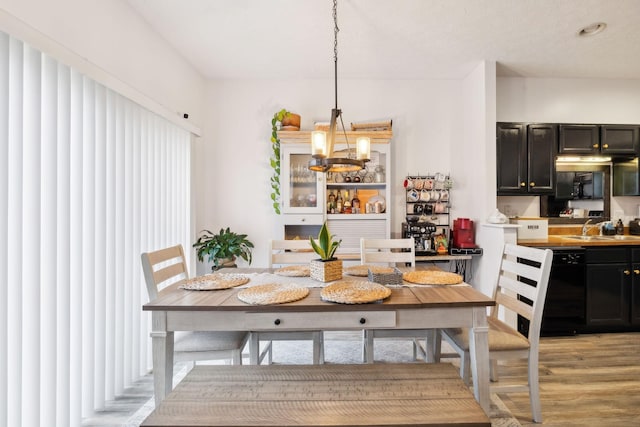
xmin=558 ymin=124 xmax=600 ymax=154
xmin=585 ymin=247 xmax=633 ymax=329
xmin=632 ymin=249 xmax=640 ymax=326
xmin=612 ymin=159 xmax=640 ymax=196
xmin=601 ymin=124 xmax=639 ymax=155
xmin=559 ymin=124 xmax=639 ymax=156
xmin=496 ymin=122 xmax=556 ymax=195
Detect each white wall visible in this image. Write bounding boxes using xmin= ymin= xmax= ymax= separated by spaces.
xmin=497 ymin=77 xmax=640 ymax=221
xmin=497 ymin=77 xmax=640 ymax=124
xmin=0 ymin=0 xmax=206 ymax=128
xmin=457 ymin=61 xmax=497 ymax=296
xmin=196 ymin=78 xmax=470 ymax=270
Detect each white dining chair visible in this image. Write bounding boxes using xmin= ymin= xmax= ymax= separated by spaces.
xmin=434 ymin=243 xmax=553 ymax=423
xmin=250 ymin=239 xmax=324 ymax=364
xmin=360 ymin=237 xmax=428 ymax=363
xmin=141 ymin=245 xmax=250 ymax=368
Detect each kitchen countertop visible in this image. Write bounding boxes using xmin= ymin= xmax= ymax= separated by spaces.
xmin=519 ymin=234 xmax=640 ymax=248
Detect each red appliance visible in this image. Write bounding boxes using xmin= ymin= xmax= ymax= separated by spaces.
xmin=453 ymin=218 xmax=477 ymax=249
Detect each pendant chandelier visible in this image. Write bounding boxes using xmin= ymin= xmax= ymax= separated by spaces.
xmin=308 ymin=0 xmax=370 ymax=173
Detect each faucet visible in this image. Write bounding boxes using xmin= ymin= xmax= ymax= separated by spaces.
xmin=582 ymin=219 xmax=593 ymax=236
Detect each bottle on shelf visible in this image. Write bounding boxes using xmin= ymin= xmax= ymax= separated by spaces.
xmin=351 ymin=190 xmax=361 ymax=214
xmin=327 ymin=191 xmax=336 ymax=214
xmin=343 ymin=190 xmax=352 ymax=214
xmin=336 ymin=191 xmax=343 ymax=214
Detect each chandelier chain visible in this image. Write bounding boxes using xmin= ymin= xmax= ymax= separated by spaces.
xmin=333 ymin=0 xmax=339 ymax=111
xmin=333 ymin=0 xmax=339 ymax=64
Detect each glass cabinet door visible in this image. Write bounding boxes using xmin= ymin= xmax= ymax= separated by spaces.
xmin=281 ymin=145 xmax=324 ymax=214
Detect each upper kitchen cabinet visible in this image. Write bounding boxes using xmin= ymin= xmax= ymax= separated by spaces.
xmin=559 ymin=124 xmax=639 ymax=156
xmin=497 ymin=122 xmax=556 ymax=195
xmin=601 ymin=124 xmax=639 ymax=155
xmin=558 ymin=124 xmax=600 ymax=154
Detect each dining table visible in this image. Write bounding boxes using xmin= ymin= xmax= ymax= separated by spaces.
xmin=142 ymin=267 xmax=494 ymax=414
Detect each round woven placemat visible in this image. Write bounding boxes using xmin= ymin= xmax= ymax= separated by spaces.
xmin=402 ymin=270 xmax=463 ymax=285
xmin=274 ymin=265 xmax=310 ymax=277
xmin=344 ymin=264 xmax=395 ymax=277
xmin=321 ymin=280 xmax=391 ymax=304
xmin=237 ymin=283 xmax=309 ymax=305
xmin=179 ymin=274 xmax=250 ymax=291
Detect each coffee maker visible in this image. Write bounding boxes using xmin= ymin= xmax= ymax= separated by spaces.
xmin=452 ymin=218 xmax=477 ymax=249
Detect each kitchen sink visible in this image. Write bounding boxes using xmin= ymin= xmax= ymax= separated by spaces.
xmin=564 ymin=235 xmax=610 ymax=241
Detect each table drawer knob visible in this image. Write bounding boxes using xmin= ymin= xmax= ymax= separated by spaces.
xmin=274 ymin=319 xmax=281 ymax=325
xmin=359 ymin=318 xmax=366 ymax=324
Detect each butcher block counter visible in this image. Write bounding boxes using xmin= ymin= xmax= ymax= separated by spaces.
xmin=518 ymin=226 xmax=640 ymax=248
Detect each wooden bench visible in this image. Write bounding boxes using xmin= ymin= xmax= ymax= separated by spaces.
xmin=142 ymin=363 xmax=490 ymax=427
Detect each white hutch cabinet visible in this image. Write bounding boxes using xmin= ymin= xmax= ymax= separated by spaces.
xmin=277 ymin=130 xmax=392 ymax=256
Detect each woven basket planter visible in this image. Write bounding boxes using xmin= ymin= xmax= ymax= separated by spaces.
xmin=310 ymin=258 xmax=343 ymax=282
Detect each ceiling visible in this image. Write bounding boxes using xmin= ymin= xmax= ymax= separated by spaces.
xmin=125 ymin=0 xmax=640 ymax=81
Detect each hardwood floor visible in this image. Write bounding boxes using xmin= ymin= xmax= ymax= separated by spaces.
xmin=496 ymin=332 xmax=640 ymax=426
xmin=83 ymin=332 xmax=640 ymax=426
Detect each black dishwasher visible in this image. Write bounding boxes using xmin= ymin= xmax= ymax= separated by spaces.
xmin=518 ymin=248 xmax=586 ymax=336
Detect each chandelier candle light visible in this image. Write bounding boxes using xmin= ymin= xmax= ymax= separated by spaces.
xmin=308 ymin=0 xmax=370 ymax=173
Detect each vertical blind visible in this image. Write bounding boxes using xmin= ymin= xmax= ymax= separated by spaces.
xmin=0 ymin=32 xmax=192 ymax=427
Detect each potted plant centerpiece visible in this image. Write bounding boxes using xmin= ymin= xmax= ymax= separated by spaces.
xmin=309 ymin=221 xmax=343 ymax=282
xmin=193 ymin=228 xmax=254 ymax=271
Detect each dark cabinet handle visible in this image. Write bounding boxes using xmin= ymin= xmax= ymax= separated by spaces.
xmin=603 ymin=144 xmax=609 ymax=149
xmin=634 ymin=269 xmax=640 ymax=275
xmin=623 ymin=270 xmax=631 ymax=276
xmin=530 ymin=182 xmax=536 ymax=187
xmin=274 ymin=319 xmax=281 ymax=325
xmin=520 ymin=182 xmax=526 ymax=187
xmin=359 ymin=318 xmax=366 ymax=324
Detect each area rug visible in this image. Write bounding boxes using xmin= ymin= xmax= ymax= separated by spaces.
xmin=126 ymin=333 xmax=522 ymax=427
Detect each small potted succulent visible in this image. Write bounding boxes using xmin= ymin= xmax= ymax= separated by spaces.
xmin=193 ymin=228 xmax=254 ymax=271
xmin=309 ymin=221 xmax=342 ymax=282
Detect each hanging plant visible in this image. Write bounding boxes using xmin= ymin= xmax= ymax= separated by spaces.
xmin=270 ymin=108 xmax=289 ymax=214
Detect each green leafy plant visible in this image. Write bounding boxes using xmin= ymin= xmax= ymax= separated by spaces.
xmin=270 ymin=108 xmax=290 ymax=215
xmin=309 ymin=221 xmax=341 ymax=261
xmin=193 ymin=228 xmax=254 ymax=270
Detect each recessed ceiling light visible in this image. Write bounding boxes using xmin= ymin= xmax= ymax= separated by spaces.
xmin=577 ymin=22 xmax=607 ymax=37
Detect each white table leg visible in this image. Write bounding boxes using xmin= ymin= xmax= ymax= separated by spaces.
xmin=425 ymin=329 xmax=440 ymax=363
xmin=151 ymin=312 xmax=173 ymax=406
xmin=469 ymin=307 xmax=490 ymax=414
xmin=249 ymin=332 xmax=260 ymax=365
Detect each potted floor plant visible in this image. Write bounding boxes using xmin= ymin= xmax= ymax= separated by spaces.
xmin=309 ymin=221 xmax=343 ymax=282
xmin=193 ymin=228 xmax=254 ymax=271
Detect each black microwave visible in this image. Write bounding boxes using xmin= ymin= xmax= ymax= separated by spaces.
xmin=555 ymin=171 xmax=604 ymax=200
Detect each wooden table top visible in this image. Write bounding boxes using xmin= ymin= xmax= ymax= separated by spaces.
xmin=143 ymin=268 xmax=494 ymax=312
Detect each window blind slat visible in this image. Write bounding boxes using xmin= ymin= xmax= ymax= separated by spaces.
xmin=56 ymin=62 xmax=72 ymax=427
xmin=68 ymin=68 xmax=84 ymax=427
xmin=40 ymin=52 xmax=58 ymax=427
xmin=81 ymin=78 xmax=96 ymax=417
xmin=22 ymin=42 xmax=42 ymax=427
xmin=6 ymin=35 xmax=24 ymax=427
xmin=0 ymin=31 xmax=10 ymax=427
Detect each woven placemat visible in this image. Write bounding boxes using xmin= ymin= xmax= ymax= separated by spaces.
xmin=179 ymin=274 xmax=250 ymax=291
xmin=274 ymin=265 xmax=310 ymax=277
xmin=237 ymin=283 xmax=309 ymax=305
xmin=321 ymin=280 xmax=392 ymax=304
xmin=344 ymin=264 xmax=395 ymax=277
xmin=402 ymin=270 xmax=463 ymax=285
